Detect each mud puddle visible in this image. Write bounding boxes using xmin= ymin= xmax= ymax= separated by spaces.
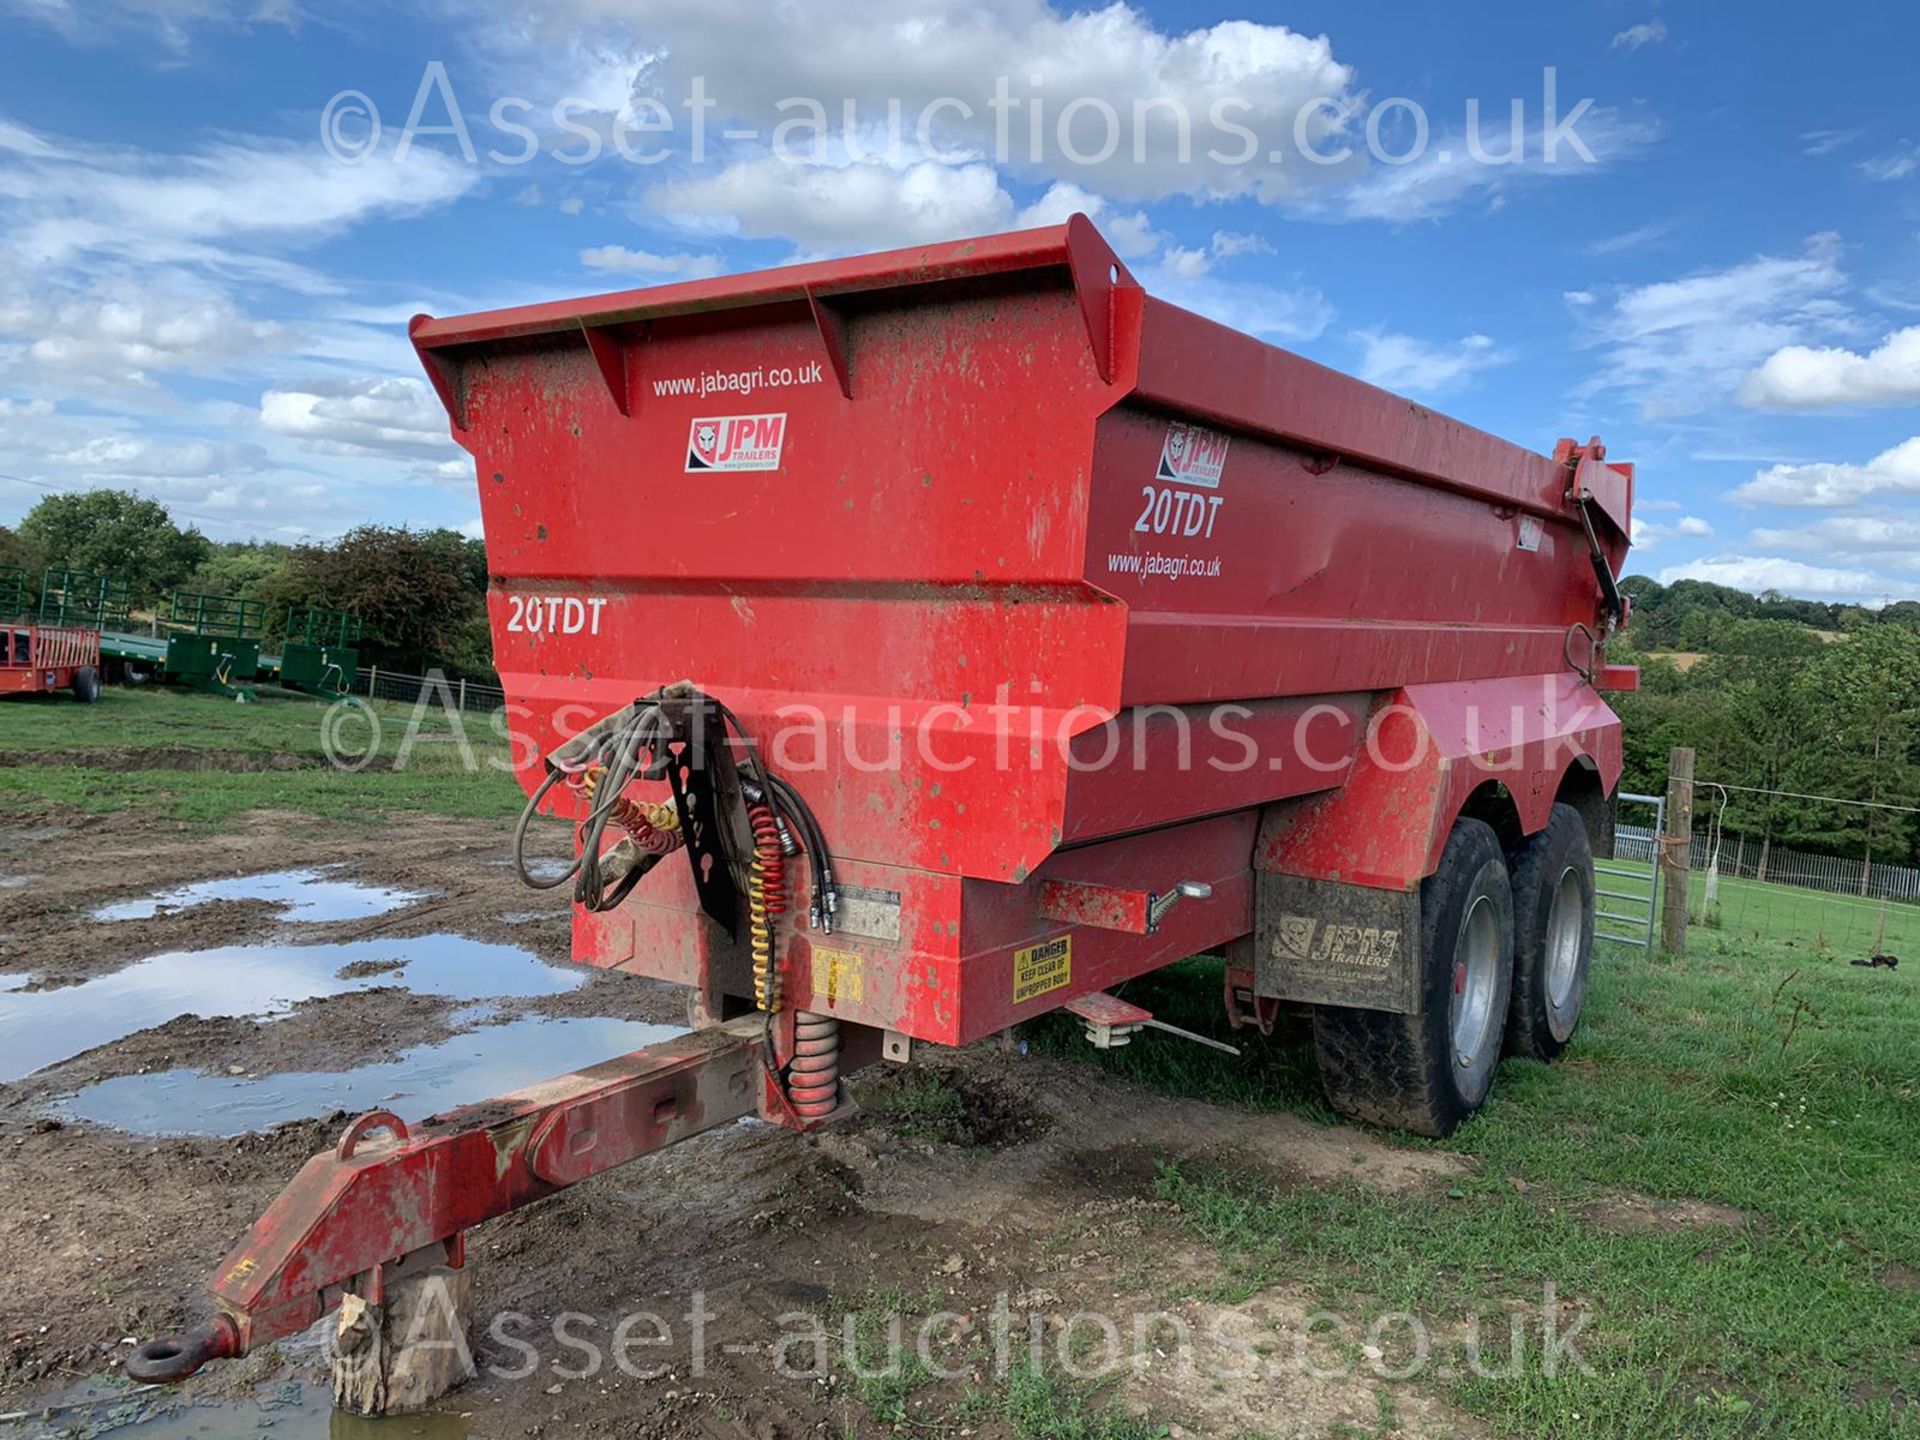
xmin=92 ymin=867 xmax=427 ymax=924
xmin=14 ymin=1378 xmax=472 ymax=1438
xmin=488 ymin=856 xmax=570 ymax=882
xmin=58 ymin=1015 xmax=680 ymax=1136
xmin=0 ymin=935 xmax=584 ymax=1081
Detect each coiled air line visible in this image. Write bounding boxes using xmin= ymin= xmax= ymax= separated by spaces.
xmin=511 ymin=685 xmax=844 ymax=1118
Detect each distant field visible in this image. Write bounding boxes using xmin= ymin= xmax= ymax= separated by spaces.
xmin=0 ymin=684 xmax=525 ymax=824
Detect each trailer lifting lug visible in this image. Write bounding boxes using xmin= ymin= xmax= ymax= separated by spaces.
xmin=1147 ymin=880 xmax=1211 ymax=933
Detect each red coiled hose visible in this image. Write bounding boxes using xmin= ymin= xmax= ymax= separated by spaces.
xmin=788 ymin=1010 xmax=841 ymax=1120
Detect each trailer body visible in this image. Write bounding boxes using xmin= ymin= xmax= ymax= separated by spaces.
xmin=131 ymin=219 xmax=1638 ymax=1384
xmin=408 ymin=217 xmax=1633 ymax=1045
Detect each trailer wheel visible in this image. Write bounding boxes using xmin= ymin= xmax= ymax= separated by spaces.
xmin=71 ymin=666 xmax=101 ymax=704
xmin=1312 ymin=818 xmax=1514 ymax=1137
xmin=1504 ymin=803 xmax=1593 ymax=1062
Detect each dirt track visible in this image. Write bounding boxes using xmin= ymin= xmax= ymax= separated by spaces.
xmin=0 ymin=806 xmax=1483 ymax=1438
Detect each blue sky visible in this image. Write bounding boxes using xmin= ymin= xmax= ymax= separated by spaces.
xmin=1 ymin=1 xmax=1916 ymax=602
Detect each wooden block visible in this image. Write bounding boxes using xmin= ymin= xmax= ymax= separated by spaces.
xmin=332 ymin=1264 xmax=476 ymax=1415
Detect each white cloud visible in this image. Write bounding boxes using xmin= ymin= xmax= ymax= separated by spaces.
xmin=1800 ymin=129 xmax=1862 ymax=157
xmin=1859 ymin=144 xmax=1920 ymax=183
xmin=1676 ymin=515 xmax=1714 ymax=537
xmin=0 ymin=118 xmax=477 ymax=268
xmin=1741 ymin=325 xmax=1920 ymax=408
xmin=1750 ymin=514 xmax=1920 ymax=567
xmin=1297 ymin=110 xmax=1657 ymax=225
xmin=1577 ymin=233 xmax=1853 ymax=416
xmin=1210 ymin=230 xmax=1274 ymax=260
xmin=651 ymin=156 xmax=1014 ymax=256
xmin=4 ymin=0 xmax=295 ymax=55
xmin=1612 ymin=20 xmax=1667 ymax=50
xmin=1353 ymin=331 xmax=1509 ymax=395
xmin=1654 ymin=554 xmax=1910 ymax=602
xmin=1144 ymin=266 xmax=1332 ymax=343
xmin=1584 ymin=219 xmax=1675 ymax=255
xmin=1142 ymin=226 xmax=1278 ymax=281
xmin=470 ymin=3 xmax=1650 ymax=229
xmin=1 ymin=278 xmax=286 ymax=386
xmin=579 ymin=246 xmax=724 ymax=279
xmin=1730 ymin=437 xmax=1920 ymax=508
xmin=259 ymin=378 xmax=459 ymax=466
xmin=1162 ymin=246 xmax=1211 ymax=280
xmin=50 ymin=434 xmax=268 ymax=479
xmin=1014 ymin=183 xmax=1161 ymax=257
xmin=476 ymin=2 xmax=1362 ymax=207
xmin=1564 ymin=289 xmax=1595 ymax=307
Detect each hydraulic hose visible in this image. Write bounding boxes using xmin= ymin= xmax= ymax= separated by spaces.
xmin=748 ymin=801 xmax=787 ymax=1011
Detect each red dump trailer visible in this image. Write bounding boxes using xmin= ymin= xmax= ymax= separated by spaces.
xmin=132 ymin=217 xmax=1636 ymax=1387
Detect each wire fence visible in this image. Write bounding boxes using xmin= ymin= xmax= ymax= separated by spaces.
xmin=1599 ymin=854 xmax=1916 ymax=960
xmin=1616 ymin=825 xmax=1920 ymax=902
xmin=347 ymin=664 xmax=507 ymax=714
xmin=1610 ymin=826 xmax=1917 ymax=960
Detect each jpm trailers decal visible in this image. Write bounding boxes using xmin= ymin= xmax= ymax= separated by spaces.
xmin=686 ymin=413 xmax=787 ymax=472
xmin=1113 ymin=421 xmax=1231 ymax=581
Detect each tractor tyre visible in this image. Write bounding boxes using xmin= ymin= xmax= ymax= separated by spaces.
xmin=71 ymin=666 xmax=101 ymax=704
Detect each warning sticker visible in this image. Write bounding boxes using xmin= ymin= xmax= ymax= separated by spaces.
xmin=686 ymin=412 xmax=787 ymax=472
xmin=1155 ymin=422 xmax=1229 ymax=489
xmin=1012 ymin=935 xmax=1072 ymax=1005
xmin=811 ymin=946 xmax=864 ymax=1004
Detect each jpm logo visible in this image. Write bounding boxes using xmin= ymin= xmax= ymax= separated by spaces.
xmin=686 ymin=412 xmax=787 ymax=472
xmin=1156 ymin=421 xmax=1229 ymax=489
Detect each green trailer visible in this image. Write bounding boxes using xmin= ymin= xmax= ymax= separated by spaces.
xmin=40 ymin=569 xmax=130 ymax=630
xmin=279 ymin=605 xmax=362 ymax=696
xmin=165 ymin=591 xmax=265 ymax=699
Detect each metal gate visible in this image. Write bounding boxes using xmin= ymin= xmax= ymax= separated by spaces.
xmin=1597 ymin=791 xmax=1664 ymax=949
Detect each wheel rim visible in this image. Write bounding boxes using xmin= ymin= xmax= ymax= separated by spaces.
xmin=1544 ymin=865 xmax=1585 ymax=1035
xmin=1450 ymin=894 xmax=1501 ymax=1072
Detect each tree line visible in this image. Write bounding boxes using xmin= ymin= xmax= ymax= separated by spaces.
xmin=1612 ymin=578 xmax=1920 ymax=874
xmin=0 ymin=489 xmax=495 ymax=680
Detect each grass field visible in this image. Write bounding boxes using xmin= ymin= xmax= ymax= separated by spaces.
xmin=1035 ymin=899 xmax=1920 ymax=1438
xmin=0 ymin=684 xmax=524 ymax=824
xmin=5 ymin=687 xmax=1916 ymax=1435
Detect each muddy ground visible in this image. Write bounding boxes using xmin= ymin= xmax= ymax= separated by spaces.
xmin=0 ymin=806 xmax=1486 ymax=1439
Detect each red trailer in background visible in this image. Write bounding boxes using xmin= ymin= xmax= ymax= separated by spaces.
xmin=0 ymin=619 xmax=101 ymax=702
xmin=133 ymin=217 xmax=1639 ymax=1393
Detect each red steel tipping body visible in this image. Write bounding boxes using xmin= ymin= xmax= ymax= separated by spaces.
xmin=409 ymin=215 xmax=1634 ymax=1048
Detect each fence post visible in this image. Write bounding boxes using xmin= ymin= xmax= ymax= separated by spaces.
xmin=458 ymin=677 xmax=468 ymax=712
xmin=1661 ymin=747 xmax=1695 ymax=955
xmin=367 ymin=664 xmax=378 ymax=701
